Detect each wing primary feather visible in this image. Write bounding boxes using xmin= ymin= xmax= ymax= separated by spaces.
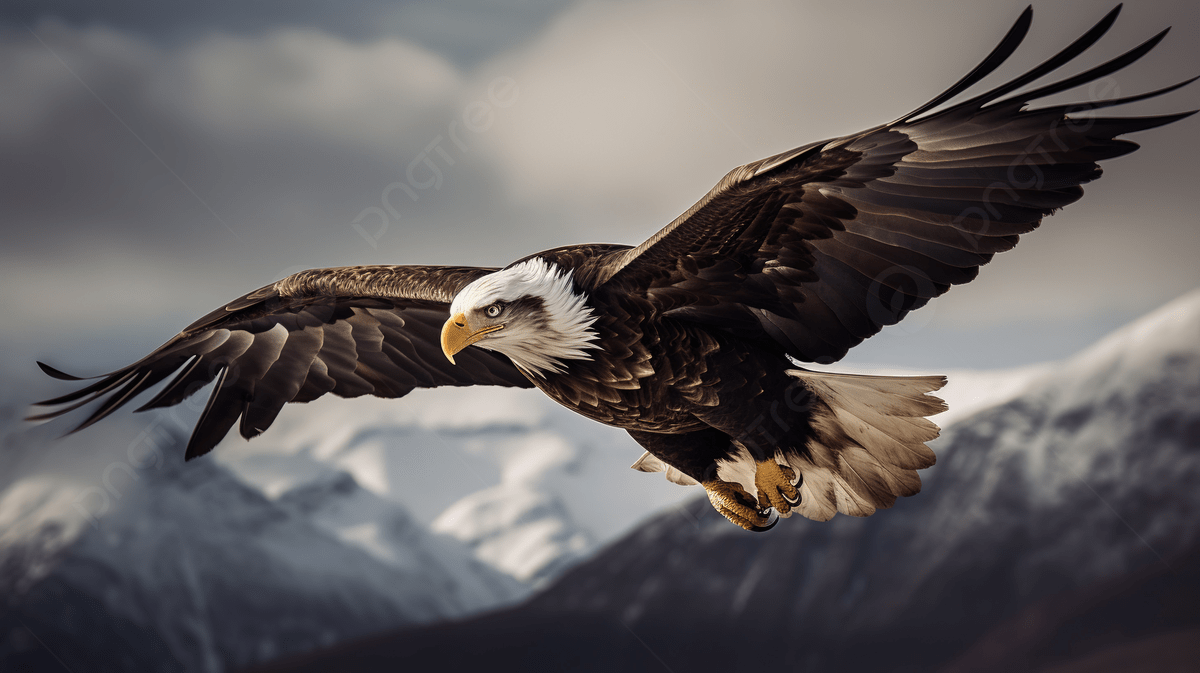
xmin=134 ymin=355 xmax=204 ymax=412
xmin=66 ymin=371 xmax=154 ymax=434
xmin=1076 ymin=111 xmax=1200 ymax=138
xmin=988 ymin=27 xmax=1171 ymax=110
xmin=36 ymin=361 xmax=92 ymax=381
xmin=24 ymin=374 xmax=138 ymax=421
xmin=946 ymin=5 xmax=1122 ymax=114
xmin=184 ymin=366 xmax=241 ymax=461
xmin=1030 ymin=77 xmax=1200 ymax=116
xmin=28 ymin=370 xmax=138 ymax=411
xmin=896 ymin=6 xmax=1033 ymax=123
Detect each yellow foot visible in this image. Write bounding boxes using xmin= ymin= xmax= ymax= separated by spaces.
xmin=754 ymin=460 xmax=800 ymax=515
xmin=703 ymin=479 xmax=778 ymax=532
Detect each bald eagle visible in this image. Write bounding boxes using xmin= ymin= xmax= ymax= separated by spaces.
xmin=31 ymin=6 xmax=1196 ymax=531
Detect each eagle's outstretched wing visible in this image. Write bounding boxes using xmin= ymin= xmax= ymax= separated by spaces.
xmin=30 ymin=265 xmax=533 ymax=459
xmin=590 ymin=6 xmax=1197 ymax=363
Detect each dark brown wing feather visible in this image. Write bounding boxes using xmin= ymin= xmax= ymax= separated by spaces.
xmin=588 ymin=5 xmax=1197 ymax=363
xmin=31 ymin=265 xmax=533 ymax=459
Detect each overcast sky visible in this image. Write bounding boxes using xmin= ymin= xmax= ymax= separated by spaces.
xmin=2 ymin=0 xmax=1198 ymax=391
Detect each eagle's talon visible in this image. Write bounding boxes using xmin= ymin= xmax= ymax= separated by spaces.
xmin=755 ymin=460 xmax=801 ymax=515
xmin=703 ymin=479 xmax=775 ymax=532
xmin=746 ymin=509 xmax=779 ymax=532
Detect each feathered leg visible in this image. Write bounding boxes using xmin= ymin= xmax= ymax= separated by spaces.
xmin=626 ymin=428 xmax=777 ymax=532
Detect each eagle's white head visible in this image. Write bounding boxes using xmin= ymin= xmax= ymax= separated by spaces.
xmin=441 ymin=258 xmax=600 ymax=377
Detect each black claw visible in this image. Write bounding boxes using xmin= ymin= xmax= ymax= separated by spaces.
xmin=747 ymin=508 xmax=779 ymax=532
xmin=785 ymin=472 xmax=804 ymax=505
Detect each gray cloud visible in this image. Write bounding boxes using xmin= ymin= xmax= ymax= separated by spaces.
xmin=2 ymin=0 xmax=1198 ymax=376
xmin=0 ymin=0 xmax=576 ymax=68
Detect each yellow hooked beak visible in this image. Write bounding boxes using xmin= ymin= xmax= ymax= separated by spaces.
xmin=441 ymin=312 xmax=504 ymax=364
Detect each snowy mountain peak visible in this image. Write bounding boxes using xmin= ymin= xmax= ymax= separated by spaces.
xmin=275 ymin=467 xmax=528 ymax=607
xmin=1064 ymin=288 xmax=1200 ymax=370
xmin=1032 ymin=288 xmax=1200 ymax=411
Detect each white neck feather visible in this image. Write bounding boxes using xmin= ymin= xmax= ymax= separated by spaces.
xmin=450 ymin=258 xmax=600 ymax=377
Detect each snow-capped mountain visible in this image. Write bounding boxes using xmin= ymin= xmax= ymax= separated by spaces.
xmin=211 ymin=385 xmax=703 ymax=585
xmin=263 ymin=290 xmax=1200 ymax=673
xmin=275 ymin=470 xmax=523 ymax=605
xmin=0 ymin=428 xmax=520 ymax=672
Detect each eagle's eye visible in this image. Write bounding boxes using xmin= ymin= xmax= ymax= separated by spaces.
xmin=485 ymin=303 xmax=504 ymax=318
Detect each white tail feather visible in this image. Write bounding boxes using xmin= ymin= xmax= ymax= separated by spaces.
xmin=783 ymin=369 xmax=945 ymax=520
xmin=789 ymin=452 xmax=839 ymax=521
xmin=715 ymin=370 xmax=946 ymax=522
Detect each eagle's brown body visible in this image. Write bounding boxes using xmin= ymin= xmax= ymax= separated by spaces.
xmin=534 ymin=276 xmax=804 ymax=469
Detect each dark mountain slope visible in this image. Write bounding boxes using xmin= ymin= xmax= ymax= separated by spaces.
xmin=254 ymin=291 xmax=1200 ymax=672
